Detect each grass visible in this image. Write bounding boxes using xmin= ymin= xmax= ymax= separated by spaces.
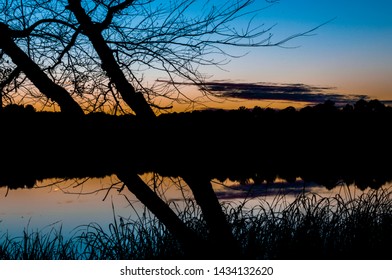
xmin=1 ymin=188 xmax=392 ymax=260
xmin=0 ymin=225 xmax=77 ymax=260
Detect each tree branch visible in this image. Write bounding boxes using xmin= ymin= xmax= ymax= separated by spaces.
xmin=0 ymin=22 xmax=84 ymax=115
xmin=66 ymin=0 xmax=156 ymax=120
xmin=0 ymin=67 xmax=20 ymax=91
xmin=10 ymin=18 xmax=78 ymax=38
xmin=100 ymin=0 xmax=136 ymax=30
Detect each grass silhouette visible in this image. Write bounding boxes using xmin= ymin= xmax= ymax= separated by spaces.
xmin=1 ymin=187 xmax=391 ymax=260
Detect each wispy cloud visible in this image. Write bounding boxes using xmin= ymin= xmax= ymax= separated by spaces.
xmin=198 ymin=81 xmax=368 ymax=105
xmin=159 ymin=80 xmax=370 ymax=105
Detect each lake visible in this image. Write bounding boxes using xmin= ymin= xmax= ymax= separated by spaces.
xmin=1 ymin=106 xmax=391 ymax=258
xmin=1 ymin=173 xmax=390 ymax=239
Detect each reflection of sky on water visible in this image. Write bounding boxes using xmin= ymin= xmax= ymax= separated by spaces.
xmin=1 ymin=175 xmax=390 ymax=239
xmin=0 ymin=177 xmax=136 ymax=238
xmin=213 ymin=178 xmax=392 ymax=214
xmin=213 ymin=177 xmax=392 ymax=199
xmin=212 ymin=177 xmax=318 ymax=199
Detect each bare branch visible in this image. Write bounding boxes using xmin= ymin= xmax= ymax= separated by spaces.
xmin=10 ymin=18 xmax=78 ymax=38
xmin=0 ymin=66 xmax=20 ymax=91
xmin=100 ymin=0 xmax=136 ymax=30
xmin=0 ymin=0 xmax=327 ymax=113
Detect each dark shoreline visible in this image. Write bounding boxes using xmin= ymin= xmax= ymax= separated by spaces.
xmin=1 ymin=99 xmax=391 ymax=190
xmin=1 ymin=100 xmax=392 ymax=260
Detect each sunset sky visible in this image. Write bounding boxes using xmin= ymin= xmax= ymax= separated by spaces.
xmin=185 ymin=0 xmax=392 ymax=110
xmin=1 ymin=0 xmax=391 ymax=112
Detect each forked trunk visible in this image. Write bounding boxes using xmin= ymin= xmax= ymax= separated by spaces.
xmin=66 ymin=0 xmax=156 ymax=121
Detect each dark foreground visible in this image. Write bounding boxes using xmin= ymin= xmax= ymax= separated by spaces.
xmin=1 ymin=189 xmax=392 ymax=260
xmin=1 ymin=99 xmax=391 ymax=259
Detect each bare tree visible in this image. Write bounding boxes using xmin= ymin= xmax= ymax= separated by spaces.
xmin=0 ymin=0 xmax=309 ymax=115
xmin=0 ymin=0 xmax=320 ymax=258
xmin=0 ymin=22 xmax=84 ymax=115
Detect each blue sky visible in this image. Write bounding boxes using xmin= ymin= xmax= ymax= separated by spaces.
xmin=198 ymin=0 xmax=392 ymax=108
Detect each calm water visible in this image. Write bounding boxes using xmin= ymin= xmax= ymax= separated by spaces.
xmin=1 ymin=108 xmax=391 ymax=240
xmin=1 ymin=173 xmax=389 ymax=239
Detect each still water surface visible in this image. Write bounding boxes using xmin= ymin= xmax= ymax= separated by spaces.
xmin=1 ymin=174 xmax=389 ymax=239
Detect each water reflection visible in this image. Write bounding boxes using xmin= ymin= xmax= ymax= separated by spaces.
xmin=1 ymin=149 xmax=391 ymax=245
xmin=1 ymin=104 xmax=392 ymax=258
xmin=0 ymin=177 xmax=130 ymax=237
xmin=1 ymin=172 xmax=391 ymax=238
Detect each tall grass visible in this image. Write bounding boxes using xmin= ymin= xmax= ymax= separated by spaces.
xmin=72 ymin=204 xmax=184 ymax=260
xmin=229 ymin=187 xmax=392 ymax=259
xmin=0 ymin=225 xmax=77 ymax=259
xmin=1 ymin=188 xmax=392 ymax=259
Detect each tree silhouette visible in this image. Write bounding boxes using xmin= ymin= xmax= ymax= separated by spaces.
xmin=0 ymin=0 xmax=325 ymax=258
xmin=0 ymin=0 xmax=320 ymax=114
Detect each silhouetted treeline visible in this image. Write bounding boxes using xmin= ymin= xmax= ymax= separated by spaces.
xmin=0 ymin=99 xmax=391 ymax=190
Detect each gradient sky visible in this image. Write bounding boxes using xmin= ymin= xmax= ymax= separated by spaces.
xmin=194 ymin=0 xmax=392 ymax=109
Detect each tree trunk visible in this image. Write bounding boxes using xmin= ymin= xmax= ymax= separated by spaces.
xmin=66 ymin=0 xmax=156 ymax=121
xmin=0 ymin=23 xmax=84 ymax=116
xmin=116 ymin=171 xmax=206 ymax=257
xmin=182 ymin=174 xmax=242 ymax=259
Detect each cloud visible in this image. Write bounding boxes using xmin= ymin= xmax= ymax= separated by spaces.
xmin=158 ymin=79 xmax=371 ymax=105
xmin=160 ymin=80 xmax=392 ymax=107
xmin=198 ymin=81 xmax=368 ymax=105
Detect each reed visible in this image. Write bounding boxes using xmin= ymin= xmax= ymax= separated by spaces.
xmin=1 ymin=188 xmax=392 ymax=259
xmin=0 ymin=225 xmax=77 ymax=259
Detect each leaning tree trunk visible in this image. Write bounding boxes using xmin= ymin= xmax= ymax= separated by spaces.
xmin=182 ymin=174 xmax=242 ymax=259
xmin=1 ymin=4 xmax=240 ymax=258
xmin=116 ymin=171 xmax=207 ymax=257
xmin=66 ymin=0 xmax=156 ymax=121
xmin=0 ymin=23 xmax=84 ymax=116
xmin=65 ymin=3 xmax=240 ymax=256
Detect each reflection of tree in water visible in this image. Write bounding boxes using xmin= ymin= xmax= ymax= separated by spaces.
xmin=0 ymin=0 xmax=391 ymax=258
xmin=4 ymin=171 xmax=392 ymax=259
xmin=1 ymin=100 xmax=392 ymax=257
